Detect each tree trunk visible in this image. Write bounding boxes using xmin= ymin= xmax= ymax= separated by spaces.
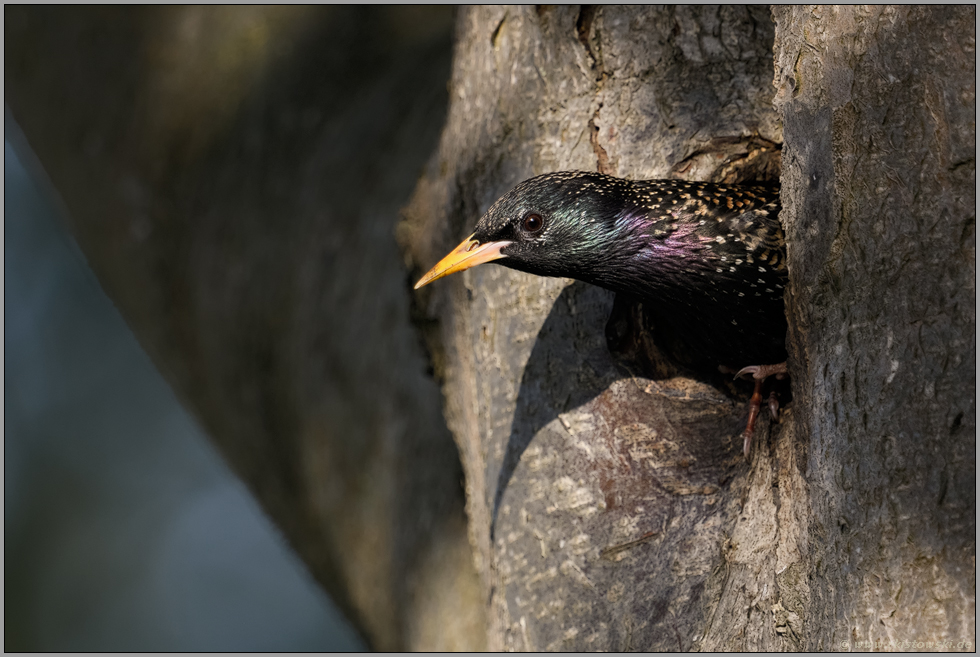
xmin=401 ymin=5 xmax=975 ymax=651
xmin=772 ymin=5 xmax=976 ymax=650
xmin=7 ymin=4 xmax=975 ymax=652
xmin=402 ymin=5 xmax=790 ymax=650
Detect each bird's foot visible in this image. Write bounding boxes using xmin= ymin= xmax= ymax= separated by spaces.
xmin=768 ymin=390 xmax=780 ymax=422
xmin=735 ymin=362 xmax=788 ymax=382
xmin=734 ymin=362 xmax=788 ymax=457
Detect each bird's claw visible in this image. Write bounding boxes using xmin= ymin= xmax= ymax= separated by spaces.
xmin=768 ymin=390 xmax=780 ymax=422
xmin=741 ymin=378 xmax=765 ymax=457
xmin=736 ymin=362 xmax=788 ymax=457
xmin=734 ymin=362 xmax=788 ymax=382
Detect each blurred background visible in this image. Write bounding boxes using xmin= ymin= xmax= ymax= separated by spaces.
xmin=5 ymin=137 xmax=364 ymax=651
xmin=5 ymin=5 xmax=465 ymax=651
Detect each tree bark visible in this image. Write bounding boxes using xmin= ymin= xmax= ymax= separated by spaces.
xmin=772 ymin=5 xmax=976 ymax=650
xmin=401 ymin=4 xmax=974 ymax=651
xmin=7 ymin=4 xmax=975 ymax=652
xmin=401 ymin=6 xmax=797 ymax=651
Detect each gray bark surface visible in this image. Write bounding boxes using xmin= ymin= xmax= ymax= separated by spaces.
xmin=5 ymin=6 xmax=483 ymax=651
xmin=402 ymin=4 xmax=975 ymax=651
xmin=773 ymin=5 xmax=976 ymax=650
xmin=401 ymin=6 xmax=798 ymax=650
xmin=6 ymin=4 xmax=975 ymax=652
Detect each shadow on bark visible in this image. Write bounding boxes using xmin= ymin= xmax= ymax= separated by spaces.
xmin=490 ymin=281 xmax=774 ymax=542
xmin=477 ymin=274 xmax=758 ymax=649
xmin=490 ymin=282 xmax=614 ymax=539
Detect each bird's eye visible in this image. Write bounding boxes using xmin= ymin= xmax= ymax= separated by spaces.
xmin=522 ymin=213 xmax=544 ymax=234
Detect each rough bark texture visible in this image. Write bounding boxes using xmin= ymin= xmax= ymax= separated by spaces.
xmin=401 ymin=5 xmax=975 ymax=651
xmin=772 ymin=5 xmax=976 ymax=651
xmin=7 ymin=4 xmax=975 ymax=652
xmin=400 ymin=6 xmax=801 ymax=651
xmin=5 ymin=6 xmax=484 ymax=651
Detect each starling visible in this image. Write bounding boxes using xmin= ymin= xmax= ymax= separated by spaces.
xmin=415 ymin=171 xmax=788 ymax=455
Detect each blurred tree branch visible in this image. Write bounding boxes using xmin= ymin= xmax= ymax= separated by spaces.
xmin=6 ymin=6 xmax=483 ymax=651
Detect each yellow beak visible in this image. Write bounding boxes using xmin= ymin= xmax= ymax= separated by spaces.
xmin=414 ymin=234 xmax=512 ymax=289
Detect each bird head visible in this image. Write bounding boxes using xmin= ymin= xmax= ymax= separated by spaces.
xmin=415 ymin=171 xmax=633 ymax=289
